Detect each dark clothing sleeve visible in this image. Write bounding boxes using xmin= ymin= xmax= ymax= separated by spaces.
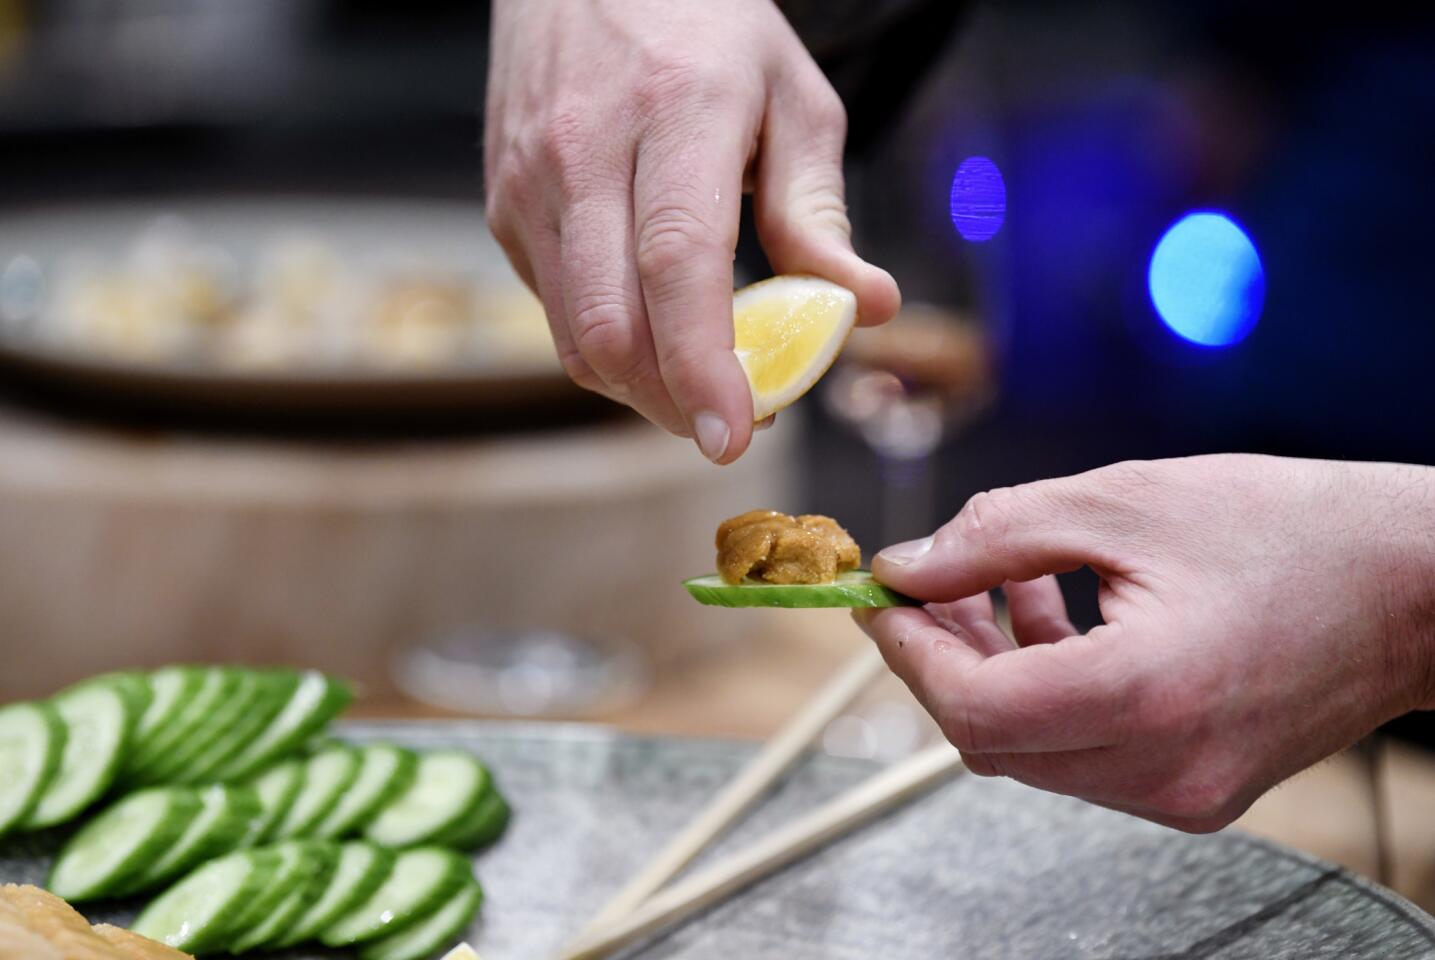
xmin=776 ymin=0 xmax=967 ymax=155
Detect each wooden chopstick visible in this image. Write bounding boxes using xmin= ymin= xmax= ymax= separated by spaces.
xmin=560 ymin=742 xmax=964 ymax=960
xmin=565 ymin=645 xmax=887 ymax=949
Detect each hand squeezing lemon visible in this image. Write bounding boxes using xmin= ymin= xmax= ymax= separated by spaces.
xmin=732 ymin=275 xmax=858 ymax=421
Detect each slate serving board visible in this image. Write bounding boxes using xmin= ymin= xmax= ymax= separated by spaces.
xmin=3 ymin=720 xmax=1433 ymax=959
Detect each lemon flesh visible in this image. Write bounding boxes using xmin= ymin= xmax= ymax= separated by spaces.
xmin=733 ymin=276 xmax=857 ymax=421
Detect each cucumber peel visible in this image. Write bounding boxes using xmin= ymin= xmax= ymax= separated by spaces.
xmin=274 ymin=842 xmax=396 ymax=948
xmin=49 ymin=786 xmax=204 ymax=901
xmin=358 ymin=879 xmax=483 ymax=960
xmin=682 ymin=570 xmax=917 ymax=608
xmin=0 ymin=701 xmax=65 ymax=837
xmin=25 ymin=681 xmax=134 ymax=829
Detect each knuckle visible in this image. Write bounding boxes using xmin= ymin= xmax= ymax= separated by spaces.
xmin=959 ymin=751 xmax=998 ymax=778
xmin=569 ymin=298 xmax=636 ymax=368
xmin=556 ymin=347 xmax=603 ymax=393
xmin=633 ymin=57 xmax=720 ymax=118
xmin=635 ymin=204 xmax=721 ymax=282
xmin=953 ymin=487 xmax=1020 ymax=552
xmin=807 ymin=84 xmax=848 ymax=136
xmin=935 ymin=681 xmax=988 ymax=754
xmin=536 ymin=110 xmax=589 ymax=170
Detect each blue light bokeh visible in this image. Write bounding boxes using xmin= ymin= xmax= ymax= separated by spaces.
xmin=949 ymin=156 xmax=1006 ymax=242
xmin=1147 ymin=212 xmax=1265 ymax=347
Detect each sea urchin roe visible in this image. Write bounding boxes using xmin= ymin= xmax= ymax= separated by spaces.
xmin=715 ymin=510 xmax=861 ymax=585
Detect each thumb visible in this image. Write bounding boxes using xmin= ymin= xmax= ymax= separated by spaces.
xmin=753 ymin=74 xmax=901 ymax=327
xmin=873 ymin=477 xmax=1127 ymax=602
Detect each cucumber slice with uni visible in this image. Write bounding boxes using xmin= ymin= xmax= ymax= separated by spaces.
xmin=131 ymin=846 xmax=282 ymax=953
xmin=271 ymin=744 xmax=362 ymax=839
xmin=0 ymin=701 xmax=65 ymax=837
xmin=364 ymin=750 xmax=491 ymax=849
xmin=48 ymin=786 xmax=204 ymax=901
xmin=682 ymin=570 xmax=917 ymax=608
xmin=24 ymin=681 xmax=136 ymax=828
xmin=312 ymin=744 xmax=419 ymax=839
xmin=212 ymin=671 xmax=353 ymax=782
xmin=123 ymin=785 xmax=261 ymax=894
xmin=320 ymin=846 xmax=471 ymax=947
xmin=274 ymin=841 xmax=396 ymax=948
xmin=358 ymin=879 xmax=483 ymax=960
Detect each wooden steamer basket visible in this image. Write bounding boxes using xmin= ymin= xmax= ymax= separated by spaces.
xmin=0 ymin=408 xmax=800 ymax=707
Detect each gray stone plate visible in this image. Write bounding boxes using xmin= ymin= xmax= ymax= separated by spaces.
xmin=3 ymin=720 xmax=1433 ymax=959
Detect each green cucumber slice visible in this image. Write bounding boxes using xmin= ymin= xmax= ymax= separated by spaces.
xmin=86 ymin=671 xmax=155 ymax=718
xmin=128 ymin=668 xmax=240 ymax=783
xmin=272 ymin=744 xmax=362 ymax=839
xmin=243 ymin=757 xmax=305 ymax=846
xmin=364 ymin=751 xmax=490 ymax=849
xmin=123 ymin=667 xmax=203 ymax=778
xmin=123 ymin=785 xmax=261 ymax=894
xmin=142 ymin=670 xmax=262 ymax=784
xmin=682 ymin=570 xmax=917 ymax=608
xmin=228 ymin=842 xmax=339 ymax=953
xmin=24 ymin=682 xmax=136 ymax=829
xmin=320 ymin=846 xmax=471 ymax=947
xmin=358 ymin=880 xmax=483 ymax=960
xmin=0 ymin=701 xmax=65 ymax=837
xmin=48 ymin=786 xmax=203 ymax=901
xmin=275 ymin=842 xmax=396 ymax=949
xmin=313 ymin=744 xmax=419 ymax=840
xmin=181 ymin=670 xmax=301 ymax=784
xmin=213 ymin=672 xmax=353 ymax=782
xmin=434 ymin=788 xmax=510 ymax=851
xmin=223 ymin=840 xmax=322 ymax=942
xmin=130 ymin=847 xmax=282 ymax=953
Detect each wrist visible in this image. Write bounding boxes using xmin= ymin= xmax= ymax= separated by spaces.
xmin=1366 ymin=463 xmax=1435 ymax=711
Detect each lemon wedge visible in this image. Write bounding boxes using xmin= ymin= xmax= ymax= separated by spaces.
xmin=733 ymin=275 xmax=857 ymax=421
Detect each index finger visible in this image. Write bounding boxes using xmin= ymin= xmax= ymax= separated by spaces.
xmin=633 ymin=121 xmax=754 ymax=464
xmin=856 ymin=607 xmax=1137 ymax=754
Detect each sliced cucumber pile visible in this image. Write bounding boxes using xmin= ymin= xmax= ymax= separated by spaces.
xmin=683 ymin=570 xmax=918 ymax=608
xmin=0 ymin=666 xmax=351 ymax=841
xmin=8 ymin=663 xmax=507 ymax=958
xmin=48 ymin=786 xmax=204 ymax=901
xmin=364 ymin=750 xmax=495 ymax=849
xmin=51 ymin=740 xmax=510 ymax=900
xmin=134 ymin=841 xmax=482 ymax=960
xmin=313 ymin=743 xmax=419 ymax=840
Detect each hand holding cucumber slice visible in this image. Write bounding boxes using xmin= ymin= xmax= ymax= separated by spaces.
xmin=683 ymin=570 xmax=917 ymax=608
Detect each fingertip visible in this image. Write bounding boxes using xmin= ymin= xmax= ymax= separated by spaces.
xmin=854 ymin=261 xmax=901 ymax=328
xmin=693 ymin=409 xmax=754 ymax=465
xmin=715 ymin=417 xmax=754 ymax=464
xmin=870 ymin=535 xmax=934 ymax=591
